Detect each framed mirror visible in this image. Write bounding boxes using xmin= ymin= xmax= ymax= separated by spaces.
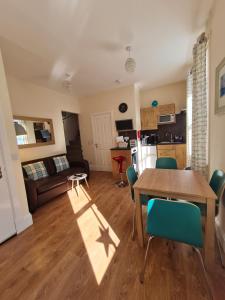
xmin=13 ymin=116 xmax=55 ymax=149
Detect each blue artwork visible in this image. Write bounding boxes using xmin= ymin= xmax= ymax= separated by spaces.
xmin=151 ymin=100 xmax=158 ymax=107
xmin=220 ymin=73 xmax=225 ymax=97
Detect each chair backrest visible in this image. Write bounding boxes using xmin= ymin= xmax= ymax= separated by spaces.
xmin=156 ymin=157 xmax=177 ymax=169
xmin=209 ymin=169 xmax=225 ymax=201
xmin=126 ymin=166 xmax=138 ymax=200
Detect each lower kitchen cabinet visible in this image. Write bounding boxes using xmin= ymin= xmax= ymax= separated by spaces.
xmin=157 ymin=144 xmax=186 ymax=169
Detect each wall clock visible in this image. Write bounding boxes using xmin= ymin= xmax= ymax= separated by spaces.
xmin=118 ymin=102 xmax=128 ymax=113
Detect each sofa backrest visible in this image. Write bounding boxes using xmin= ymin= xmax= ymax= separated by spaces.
xmin=21 ymin=154 xmax=67 ymax=178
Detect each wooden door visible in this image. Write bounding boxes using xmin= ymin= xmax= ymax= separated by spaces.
xmin=0 ymin=139 xmax=16 ymax=243
xmin=91 ymin=112 xmax=113 ymax=171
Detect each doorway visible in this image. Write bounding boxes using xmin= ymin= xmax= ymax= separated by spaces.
xmin=91 ymin=112 xmax=113 ymax=171
xmin=62 ymin=111 xmax=83 ymax=161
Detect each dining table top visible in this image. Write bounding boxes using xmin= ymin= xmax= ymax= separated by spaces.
xmin=133 ymin=169 xmax=217 ymax=202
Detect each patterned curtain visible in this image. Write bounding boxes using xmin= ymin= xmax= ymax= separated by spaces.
xmin=186 ymin=70 xmax=193 ymax=167
xmin=191 ymin=33 xmax=208 ymax=177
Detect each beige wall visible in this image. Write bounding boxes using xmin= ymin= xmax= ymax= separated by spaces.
xmin=79 ymin=85 xmax=137 ymax=167
xmin=140 ymin=81 xmax=186 ymax=112
xmin=7 ymin=76 xmax=80 ymax=162
xmin=0 ymin=50 xmax=32 ymax=232
xmin=209 ymin=0 xmax=225 ymax=174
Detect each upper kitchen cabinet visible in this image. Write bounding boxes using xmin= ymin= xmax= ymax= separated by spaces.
xmin=141 ymin=107 xmax=159 ymax=130
xmin=158 ymin=103 xmax=175 ymax=115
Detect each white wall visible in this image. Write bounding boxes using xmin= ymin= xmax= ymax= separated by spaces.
xmin=208 ymin=0 xmax=225 ymax=174
xmin=208 ymin=0 xmax=225 ymax=257
xmin=7 ymin=76 xmax=80 ymax=162
xmin=140 ymin=81 xmax=186 ymax=112
xmin=0 ymin=50 xmax=32 ymax=233
xmin=79 ymin=85 xmax=137 ymax=167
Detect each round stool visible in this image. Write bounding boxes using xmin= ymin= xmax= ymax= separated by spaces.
xmin=112 ymin=155 xmax=127 ymax=187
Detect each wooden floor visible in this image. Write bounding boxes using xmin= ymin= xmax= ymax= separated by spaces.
xmin=0 ymin=171 xmax=225 ymax=300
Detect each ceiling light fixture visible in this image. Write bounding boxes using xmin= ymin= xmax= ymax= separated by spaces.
xmin=63 ymin=72 xmax=73 ymax=89
xmin=125 ymin=46 xmax=136 ymax=73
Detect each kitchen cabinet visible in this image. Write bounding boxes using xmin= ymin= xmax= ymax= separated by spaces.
xmin=157 ymin=144 xmax=186 ymax=169
xmin=141 ymin=107 xmax=158 ymax=130
xmin=175 ymin=144 xmax=187 ymax=169
xmin=158 ymin=103 xmax=175 ymax=115
xmin=140 ymin=104 xmax=175 ymax=130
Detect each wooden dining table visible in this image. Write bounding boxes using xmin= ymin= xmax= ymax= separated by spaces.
xmin=133 ymin=168 xmax=217 ymax=269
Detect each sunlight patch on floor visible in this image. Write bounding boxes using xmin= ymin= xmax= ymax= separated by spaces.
xmin=68 ymin=184 xmax=120 ymax=284
xmin=67 ymin=185 xmax=90 ymax=214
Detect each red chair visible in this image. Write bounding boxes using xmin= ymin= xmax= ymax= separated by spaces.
xmin=112 ymin=155 xmax=127 ymax=187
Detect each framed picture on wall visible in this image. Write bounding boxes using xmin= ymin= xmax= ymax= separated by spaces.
xmin=215 ymin=57 xmax=225 ymax=114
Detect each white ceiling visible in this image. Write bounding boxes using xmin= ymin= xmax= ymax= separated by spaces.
xmin=0 ymin=0 xmax=213 ymax=96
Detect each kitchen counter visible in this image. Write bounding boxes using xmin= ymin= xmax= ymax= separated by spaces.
xmin=141 ymin=142 xmax=186 ymax=146
xmin=110 ymin=147 xmax=131 ymax=150
xmin=157 ymin=142 xmax=186 ymax=145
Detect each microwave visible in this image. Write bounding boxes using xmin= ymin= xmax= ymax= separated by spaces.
xmin=158 ymin=114 xmax=176 ymax=125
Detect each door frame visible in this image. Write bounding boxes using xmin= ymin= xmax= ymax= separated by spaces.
xmin=91 ymin=111 xmax=114 ymax=171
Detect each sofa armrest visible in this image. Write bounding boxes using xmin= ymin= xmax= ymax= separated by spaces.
xmin=69 ymin=160 xmax=90 ymax=177
xmin=24 ymin=178 xmax=38 ymax=213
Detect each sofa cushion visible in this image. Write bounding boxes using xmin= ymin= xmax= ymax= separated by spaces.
xmin=23 ymin=161 xmax=49 ymax=181
xmin=53 ymin=155 xmax=70 ymax=173
xmin=58 ymin=167 xmax=85 ymax=179
xmin=36 ymin=175 xmax=67 ymax=194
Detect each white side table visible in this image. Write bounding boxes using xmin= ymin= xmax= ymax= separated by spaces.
xmin=68 ymin=173 xmax=89 ymax=191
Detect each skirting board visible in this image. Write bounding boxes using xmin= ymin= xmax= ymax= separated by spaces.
xmin=215 ymin=216 xmax=225 ymax=267
xmin=15 ymin=213 xmax=33 ymax=234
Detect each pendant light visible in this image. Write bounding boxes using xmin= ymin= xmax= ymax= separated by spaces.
xmin=125 ymin=46 xmax=136 ymax=73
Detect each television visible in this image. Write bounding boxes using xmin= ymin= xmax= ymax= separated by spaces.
xmin=115 ymin=119 xmax=133 ymax=131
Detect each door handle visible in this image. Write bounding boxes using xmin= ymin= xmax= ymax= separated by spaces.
xmin=0 ymin=167 xmax=2 ymax=179
xmin=95 ymin=144 xmax=98 ymax=148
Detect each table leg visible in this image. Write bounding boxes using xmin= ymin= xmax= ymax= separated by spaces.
xmin=204 ymin=198 xmax=215 ymax=269
xmin=72 ymin=180 xmax=74 ymax=190
xmin=134 ymin=189 xmax=144 ymax=247
xmin=85 ymin=177 xmax=89 ymax=188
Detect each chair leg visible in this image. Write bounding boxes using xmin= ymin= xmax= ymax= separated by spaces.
xmin=131 ymin=204 xmax=135 ymax=240
xmin=140 ymin=236 xmax=154 ymax=284
xmin=193 ymin=247 xmax=214 ymax=300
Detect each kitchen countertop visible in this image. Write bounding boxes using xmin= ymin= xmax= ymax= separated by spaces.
xmin=141 ymin=142 xmax=186 ymax=146
xmin=110 ymin=147 xmax=131 ymax=150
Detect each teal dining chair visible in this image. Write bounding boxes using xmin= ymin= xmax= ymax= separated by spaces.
xmin=126 ymin=166 xmax=151 ymax=240
xmin=193 ymin=169 xmax=225 ymax=267
xmin=193 ymin=170 xmax=225 ymax=216
xmin=140 ymin=198 xmax=213 ymax=299
xmin=156 ymin=157 xmax=177 ymax=169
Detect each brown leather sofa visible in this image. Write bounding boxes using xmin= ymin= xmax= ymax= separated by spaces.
xmin=22 ymin=154 xmax=89 ymax=213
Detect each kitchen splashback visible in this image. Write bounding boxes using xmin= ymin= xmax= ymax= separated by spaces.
xmin=141 ymin=111 xmax=186 ymax=143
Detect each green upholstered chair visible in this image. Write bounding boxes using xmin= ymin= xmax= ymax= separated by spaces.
xmin=126 ymin=166 xmax=150 ymax=239
xmin=193 ymin=170 xmax=225 ymax=216
xmin=140 ymin=199 xmax=213 ymax=299
xmin=156 ymin=157 xmax=177 ymax=169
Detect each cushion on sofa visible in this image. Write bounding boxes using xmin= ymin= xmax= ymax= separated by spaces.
xmin=58 ymin=167 xmax=86 ymax=179
xmin=53 ymin=155 xmax=70 ymax=173
xmin=36 ymin=175 xmax=67 ymax=194
xmin=23 ymin=161 xmax=48 ymax=181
